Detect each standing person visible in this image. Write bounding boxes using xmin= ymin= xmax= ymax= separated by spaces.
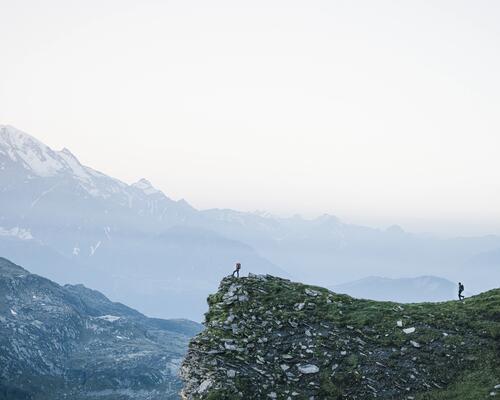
xmin=232 ymin=262 xmax=241 ymax=278
xmin=458 ymin=282 xmax=465 ymax=300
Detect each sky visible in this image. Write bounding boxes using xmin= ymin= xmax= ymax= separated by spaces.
xmin=0 ymin=0 xmax=499 ymax=236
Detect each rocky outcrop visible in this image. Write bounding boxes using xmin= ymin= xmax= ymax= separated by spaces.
xmin=181 ymin=274 xmax=500 ymax=399
xmin=0 ymin=257 xmax=202 ymax=400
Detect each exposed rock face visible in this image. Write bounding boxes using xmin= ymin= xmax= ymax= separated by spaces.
xmin=0 ymin=257 xmax=202 ymax=400
xmin=181 ymin=274 xmax=500 ymax=399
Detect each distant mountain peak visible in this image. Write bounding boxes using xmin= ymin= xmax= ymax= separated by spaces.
xmin=60 ymin=147 xmax=76 ymax=157
xmin=0 ymin=125 xmax=191 ymax=206
xmin=0 ymin=124 xmax=43 ymax=147
xmin=315 ymin=213 xmax=340 ymax=222
xmin=0 ymin=125 xmax=94 ymax=184
xmin=177 ymin=198 xmax=194 ymax=209
xmin=131 ymin=178 xmax=161 ymax=195
xmin=386 ymin=224 xmax=406 ymax=234
xmin=253 ymin=210 xmax=277 ymax=219
xmin=0 ymin=125 xmax=65 ymax=177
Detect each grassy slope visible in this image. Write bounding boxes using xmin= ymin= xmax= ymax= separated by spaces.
xmin=413 ymin=290 xmax=500 ymax=400
xmin=201 ymin=276 xmax=500 ymax=399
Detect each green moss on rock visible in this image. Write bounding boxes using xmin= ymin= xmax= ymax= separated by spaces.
xmin=181 ymin=274 xmax=500 ymax=399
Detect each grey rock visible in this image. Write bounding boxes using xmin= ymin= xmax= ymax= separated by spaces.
xmin=0 ymin=257 xmax=202 ymax=399
xmin=297 ymin=364 xmax=320 ymax=374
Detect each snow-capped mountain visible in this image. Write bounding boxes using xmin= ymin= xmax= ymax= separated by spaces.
xmin=0 ymin=125 xmax=202 ymax=258
xmin=1 ymin=124 xmax=499 ymax=320
xmin=1 ymin=125 xmax=128 ymax=199
xmin=0 ymin=125 xmax=194 ymax=226
xmin=0 ymin=125 xmax=289 ymax=320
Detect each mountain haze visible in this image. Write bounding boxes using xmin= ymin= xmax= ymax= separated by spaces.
xmin=1 ymin=125 xmax=499 ymax=320
xmin=332 ymin=276 xmax=457 ymax=303
xmin=0 ymin=125 xmax=286 ymax=319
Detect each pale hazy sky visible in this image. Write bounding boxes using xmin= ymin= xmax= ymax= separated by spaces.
xmin=1 ymin=1 xmax=499 ymax=235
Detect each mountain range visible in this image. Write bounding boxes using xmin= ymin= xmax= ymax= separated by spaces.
xmin=0 ymin=257 xmax=202 ymax=400
xmin=1 ymin=124 xmax=499 ymax=321
xmin=331 ymin=275 xmax=457 ymax=303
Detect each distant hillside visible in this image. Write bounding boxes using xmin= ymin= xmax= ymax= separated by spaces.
xmin=331 ymin=275 xmax=457 ymax=303
xmin=0 ymin=257 xmax=202 ymax=400
xmin=181 ymin=274 xmax=500 ymax=399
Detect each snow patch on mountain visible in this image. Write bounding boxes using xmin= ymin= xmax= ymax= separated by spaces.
xmin=0 ymin=125 xmax=65 ymax=177
xmin=0 ymin=226 xmax=33 ymax=240
xmin=90 ymin=241 xmax=101 ymax=256
xmin=58 ymin=148 xmax=89 ymax=178
xmin=97 ymin=315 xmax=121 ymax=322
xmin=0 ymin=125 xmax=150 ymax=200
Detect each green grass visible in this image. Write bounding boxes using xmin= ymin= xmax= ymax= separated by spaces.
xmin=415 ymin=361 xmax=500 ymax=399
xmin=194 ymin=276 xmax=500 ymax=400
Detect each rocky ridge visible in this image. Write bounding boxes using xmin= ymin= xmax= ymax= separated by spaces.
xmin=181 ymin=274 xmax=500 ymax=399
xmin=0 ymin=257 xmax=202 ymax=400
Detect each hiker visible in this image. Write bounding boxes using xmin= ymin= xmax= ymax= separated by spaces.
xmin=458 ymin=282 xmax=465 ymax=300
xmin=232 ymin=262 xmax=241 ymax=278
